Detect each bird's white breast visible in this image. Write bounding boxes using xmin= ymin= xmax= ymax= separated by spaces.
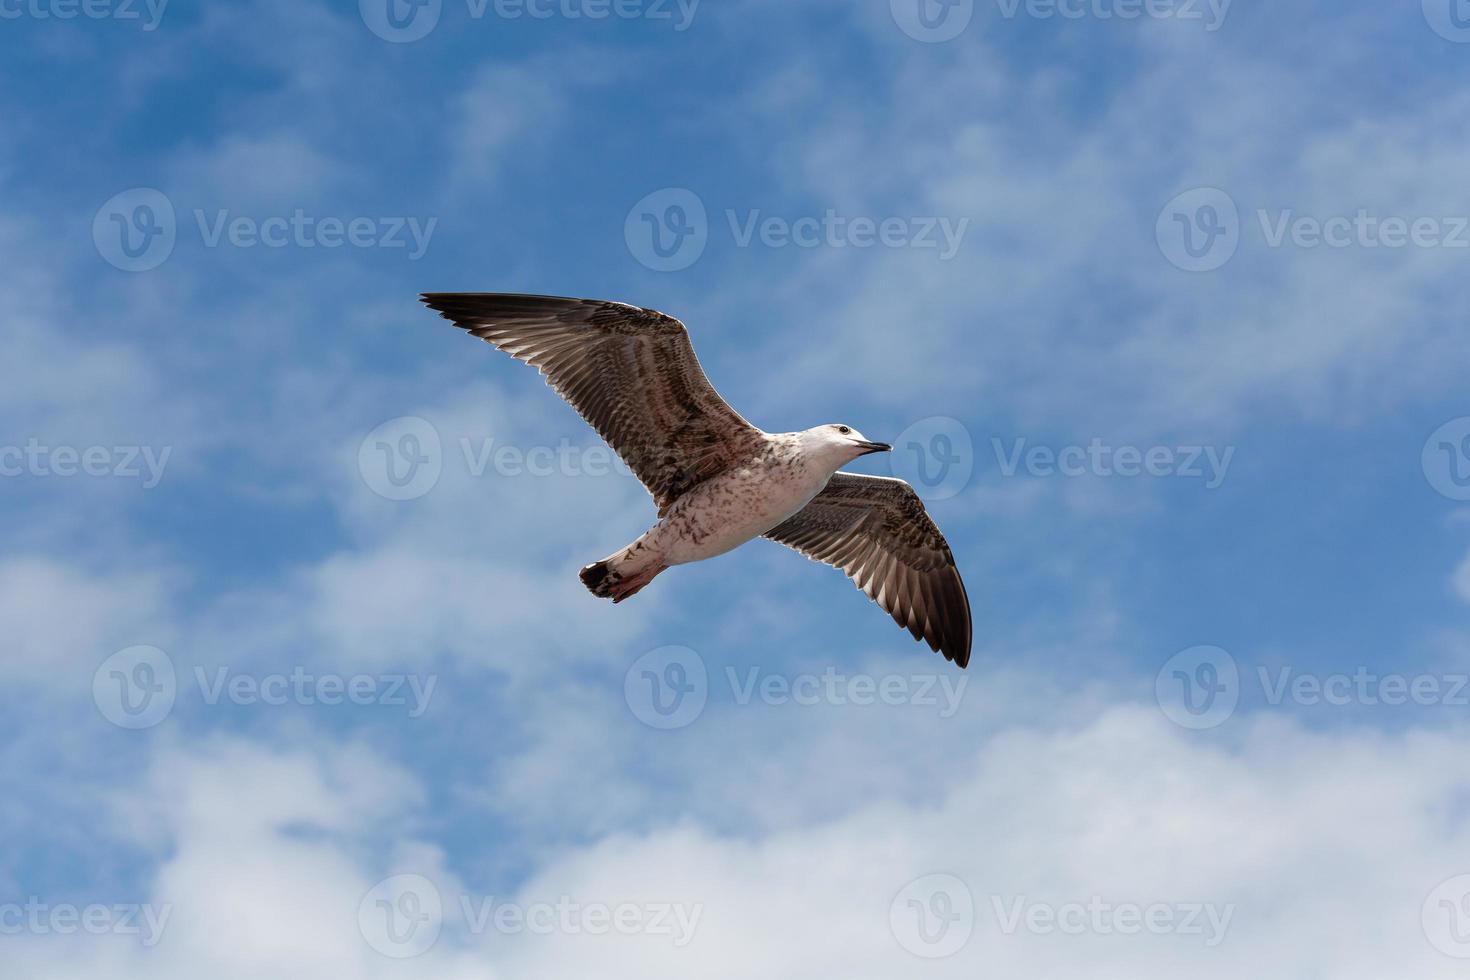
xmin=653 ymin=446 xmax=834 ymax=566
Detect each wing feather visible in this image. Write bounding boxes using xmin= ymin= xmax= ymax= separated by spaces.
xmin=765 ymin=473 xmax=972 ymax=667
xmin=422 ymin=293 xmax=765 ymax=514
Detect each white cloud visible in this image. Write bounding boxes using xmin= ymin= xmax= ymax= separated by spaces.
xmin=448 ymin=63 xmax=566 ymax=186
xmin=729 ymin=15 xmax=1470 ymax=437
xmin=1453 ymin=549 xmax=1470 ymax=605
xmin=0 ymin=558 xmax=174 ymax=681
xmin=8 ymin=702 xmax=1470 ymax=978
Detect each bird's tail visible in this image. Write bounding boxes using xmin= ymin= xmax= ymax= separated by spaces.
xmin=580 ymin=549 xmax=665 ymax=604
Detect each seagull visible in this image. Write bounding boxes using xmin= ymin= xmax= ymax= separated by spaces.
xmin=421 ymin=293 xmax=973 ymax=668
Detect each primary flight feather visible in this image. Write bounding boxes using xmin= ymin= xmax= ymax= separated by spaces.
xmin=421 ymin=292 xmax=973 ymax=668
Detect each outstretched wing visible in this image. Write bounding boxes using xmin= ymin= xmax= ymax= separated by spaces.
xmin=765 ymin=473 xmax=972 ymax=668
xmin=422 ymin=293 xmax=765 ymax=515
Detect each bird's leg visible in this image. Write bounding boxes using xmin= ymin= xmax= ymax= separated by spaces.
xmin=578 ymin=532 xmax=667 ymax=603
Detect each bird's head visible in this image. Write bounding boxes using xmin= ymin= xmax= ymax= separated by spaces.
xmin=801 ymin=424 xmax=892 ymax=467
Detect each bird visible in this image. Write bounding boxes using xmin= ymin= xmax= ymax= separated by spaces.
xmin=420 ymin=293 xmax=973 ymax=668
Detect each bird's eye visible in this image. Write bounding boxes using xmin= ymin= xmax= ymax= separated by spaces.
xmin=837 ymin=425 xmax=851 ymax=434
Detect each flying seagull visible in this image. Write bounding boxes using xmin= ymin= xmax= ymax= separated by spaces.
xmin=421 ymin=293 xmax=973 ymax=668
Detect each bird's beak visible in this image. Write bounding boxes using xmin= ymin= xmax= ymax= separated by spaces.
xmin=854 ymin=440 xmax=892 ymax=456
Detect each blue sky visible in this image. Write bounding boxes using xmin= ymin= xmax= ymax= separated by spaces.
xmin=6 ymin=0 xmax=1470 ymax=975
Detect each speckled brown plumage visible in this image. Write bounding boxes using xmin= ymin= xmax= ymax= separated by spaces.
xmin=421 ymin=292 xmax=973 ymax=668
xmin=765 ymin=474 xmax=972 ymax=668
xmin=421 ymin=293 xmax=764 ymax=517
